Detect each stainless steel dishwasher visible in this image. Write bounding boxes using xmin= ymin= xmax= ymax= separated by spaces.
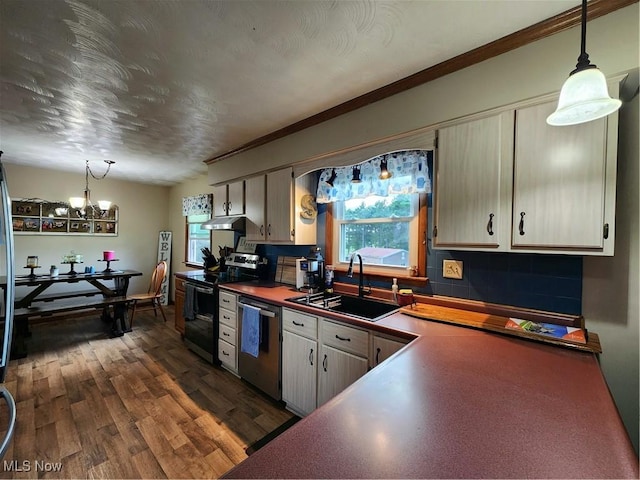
xmin=237 ymin=296 xmax=281 ymax=401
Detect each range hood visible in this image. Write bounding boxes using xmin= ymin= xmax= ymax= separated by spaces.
xmin=201 ymin=216 xmax=246 ymax=231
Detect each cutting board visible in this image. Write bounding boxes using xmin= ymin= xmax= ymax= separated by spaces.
xmin=275 ymin=256 xmax=299 ymax=286
xmin=400 ymin=303 xmax=600 ymax=353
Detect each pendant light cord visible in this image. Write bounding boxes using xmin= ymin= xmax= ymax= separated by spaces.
xmin=573 ymin=0 xmax=596 ymax=74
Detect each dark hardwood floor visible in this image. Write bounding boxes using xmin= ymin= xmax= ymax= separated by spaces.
xmin=0 ymin=306 xmax=294 ymax=479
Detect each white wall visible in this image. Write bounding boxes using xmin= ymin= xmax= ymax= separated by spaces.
xmin=583 ymin=92 xmax=639 ymax=453
xmin=4 ymin=163 xmax=170 ymax=296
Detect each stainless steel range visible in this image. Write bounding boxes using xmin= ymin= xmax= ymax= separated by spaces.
xmin=182 ymin=252 xmax=267 ymax=364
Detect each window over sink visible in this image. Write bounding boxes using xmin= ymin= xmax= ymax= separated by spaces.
xmin=318 ymin=150 xmax=431 ymax=278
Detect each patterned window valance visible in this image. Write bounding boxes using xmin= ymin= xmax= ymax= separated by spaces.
xmin=316 ymin=150 xmax=431 ymax=204
xmin=182 ymin=194 xmax=212 ymax=216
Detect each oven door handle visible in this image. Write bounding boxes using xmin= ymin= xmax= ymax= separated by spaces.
xmin=193 ymin=286 xmax=215 ymax=295
xmin=238 ymin=302 xmax=277 ymax=318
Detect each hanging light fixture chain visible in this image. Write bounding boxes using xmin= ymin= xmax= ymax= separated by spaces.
xmin=87 ymin=159 xmax=115 ymax=180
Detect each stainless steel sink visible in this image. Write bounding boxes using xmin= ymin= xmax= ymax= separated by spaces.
xmin=286 ymin=292 xmax=399 ymax=322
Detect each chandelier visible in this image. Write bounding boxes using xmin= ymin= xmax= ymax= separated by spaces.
xmin=69 ymin=160 xmax=115 ymax=218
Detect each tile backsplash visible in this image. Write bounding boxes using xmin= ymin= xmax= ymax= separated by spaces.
xmin=425 ymin=249 xmax=582 ymax=315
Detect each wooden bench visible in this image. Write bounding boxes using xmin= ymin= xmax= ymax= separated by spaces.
xmin=14 ymin=295 xmax=129 ymax=321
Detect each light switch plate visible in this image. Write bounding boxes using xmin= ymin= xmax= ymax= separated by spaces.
xmin=443 ymin=260 xmax=463 ymax=279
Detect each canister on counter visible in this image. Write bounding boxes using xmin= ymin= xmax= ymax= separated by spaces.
xmin=325 ymin=265 xmax=334 ymax=292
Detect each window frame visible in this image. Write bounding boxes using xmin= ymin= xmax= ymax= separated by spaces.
xmin=184 ymin=213 xmax=211 ymax=268
xmin=325 ymin=193 xmax=428 ymax=285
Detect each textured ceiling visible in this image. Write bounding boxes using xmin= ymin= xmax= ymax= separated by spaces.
xmin=0 ymin=0 xmax=577 ymax=186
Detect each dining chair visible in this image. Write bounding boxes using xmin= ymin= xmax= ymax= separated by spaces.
xmin=128 ymin=261 xmax=168 ymax=327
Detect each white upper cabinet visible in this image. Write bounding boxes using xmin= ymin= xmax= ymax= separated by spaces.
xmin=244 ymin=175 xmax=266 ymax=241
xmin=512 ymin=98 xmax=618 ymax=255
xmin=433 ymin=111 xmax=514 ymax=251
xmin=433 ymin=81 xmax=619 ymax=256
xmin=244 ymin=167 xmax=317 ymax=245
xmin=213 ymin=180 xmax=245 ymax=217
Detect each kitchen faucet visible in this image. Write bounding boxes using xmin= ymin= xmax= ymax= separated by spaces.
xmin=347 ymin=253 xmax=371 ymax=298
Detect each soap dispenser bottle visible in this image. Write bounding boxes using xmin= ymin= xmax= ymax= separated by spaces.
xmin=392 ymin=278 xmax=398 ymax=303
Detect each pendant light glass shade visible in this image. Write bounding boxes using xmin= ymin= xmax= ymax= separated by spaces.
xmin=547 ymin=67 xmax=622 ymax=126
xmin=546 ymin=0 xmax=621 ymax=126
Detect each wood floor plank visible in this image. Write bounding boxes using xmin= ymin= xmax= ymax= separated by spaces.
xmin=51 ymin=395 xmax=83 ymax=458
xmin=102 ymin=393 xmax=149 ymax=456
xmin=131 ymin=448 xmax=168 ymax=480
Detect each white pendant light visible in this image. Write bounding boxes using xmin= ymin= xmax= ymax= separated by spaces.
xmin=547 ymin=0 xmax=621 ymax=126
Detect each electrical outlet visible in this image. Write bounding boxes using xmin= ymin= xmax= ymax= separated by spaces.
xmin=443 ymin=260 xmax=463 ymax=280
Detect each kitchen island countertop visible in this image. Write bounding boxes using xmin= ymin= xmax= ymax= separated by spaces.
xmin=220 ymin=282 xmax=638 ymax=479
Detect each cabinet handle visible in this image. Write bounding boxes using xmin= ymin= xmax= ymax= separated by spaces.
xmin=603 ymin=223 xmax=609 ymax=239
xmin=227 ymin=201 xmax=232 ymax=212
xmin=487 ymin=213 xmax=494 ymax=236
xmin=322 ymin=354 xmax=327 ymax=372
xmin=335 ymin=334 xmax=351 ymax=342
xmin=260 ymin=225 xmax=264 ymax=236
xmin=309 ymin=348 xmax=314 ymax=366
xmin=267 ymin=224 xmax=272 ymax=236
xmin=375 ymin=347 xmax=381 ymax=365
xmin=223 ymin=299 xmax=230 ymax=304
xmin=222 ymin=201 xmax=227 ymax=213
xmin=433 ymin=225 xmax=438 ymax=238
xmin=223 ymin=332 xmax=229 ymax=337
xmin=518 ymin=211 xmax=526 ymax=236
xmin=222 ymin=350 xmax=229 ymax=356
xmin=293 ymin=320 xmax=304 ymax=327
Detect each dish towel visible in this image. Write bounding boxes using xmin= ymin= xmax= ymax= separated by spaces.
xmin=241 ymin=304 xmax=261 ymax=358
xmin=183 ymin=284 xmax=198 ymax=321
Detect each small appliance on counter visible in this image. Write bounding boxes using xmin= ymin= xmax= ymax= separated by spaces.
xmin=295 ymin=246 xmax=325 ymax=293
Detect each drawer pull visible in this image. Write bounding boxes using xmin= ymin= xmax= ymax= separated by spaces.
xmin=335 ymin=334 xmax=351 ymax=342
xmin=293 ymin=320 xmax=304 ymax=327
xmin=223 ymin=332 xmax=230 ymax=337
xmin=222 ymin=351 xmax=229 ymax=356
xmin=223 ymin=299 xmax=230 ymax=303
xmin=223 ymin=315 xmax=230 ymax=320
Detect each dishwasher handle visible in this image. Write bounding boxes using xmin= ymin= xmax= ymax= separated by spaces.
xmin=238 ymin=301 xmax=277 ymax=318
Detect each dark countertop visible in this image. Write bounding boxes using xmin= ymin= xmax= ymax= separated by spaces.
xmin=219 ymin=282 xmax=638 ymax=479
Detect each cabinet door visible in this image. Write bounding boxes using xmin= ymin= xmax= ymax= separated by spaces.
xmin=226 ymin=180 xmax=245 ymax=215
xmin=213 ymin=184 xmax=228 ymax=217
xmin=513 ymin=101 xmax=609 ymax=250
xmin=434 ymin=112 xmax=513 ymax=250
xmin=245 ymin=175 xmax=266 ymax=241
xmin=266 ymin=167 xmax=294 ymax=243
xmin=372 ymin=335 xmax=406 ymax=367
xmin=317 ymin=344 xmax=367 ymax=407
xmin=282 ymin=331 xmax=317 ymax=416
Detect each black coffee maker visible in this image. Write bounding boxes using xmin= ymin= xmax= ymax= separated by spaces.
xmin=306 ymin=246 xmax=324 ymax=292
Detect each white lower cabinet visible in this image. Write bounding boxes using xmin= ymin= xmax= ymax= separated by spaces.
xmin=282 ymin=308 xmax=318 ymax=416
xmin=282 ymin=308 xmax=406 ymax=414
xmin=317 ymin=319 xmax=368 ymax=408
xmin=371 ymin=334 xmax=408 ymax=368
xmin=218 ymin=291 xmax=238 ymax=374
xmin=317 ymin=344 xmax=368 ymax=407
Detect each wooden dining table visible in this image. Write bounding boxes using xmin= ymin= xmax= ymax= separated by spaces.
xmin=0 ymin=269 xmax=143 ymax=357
